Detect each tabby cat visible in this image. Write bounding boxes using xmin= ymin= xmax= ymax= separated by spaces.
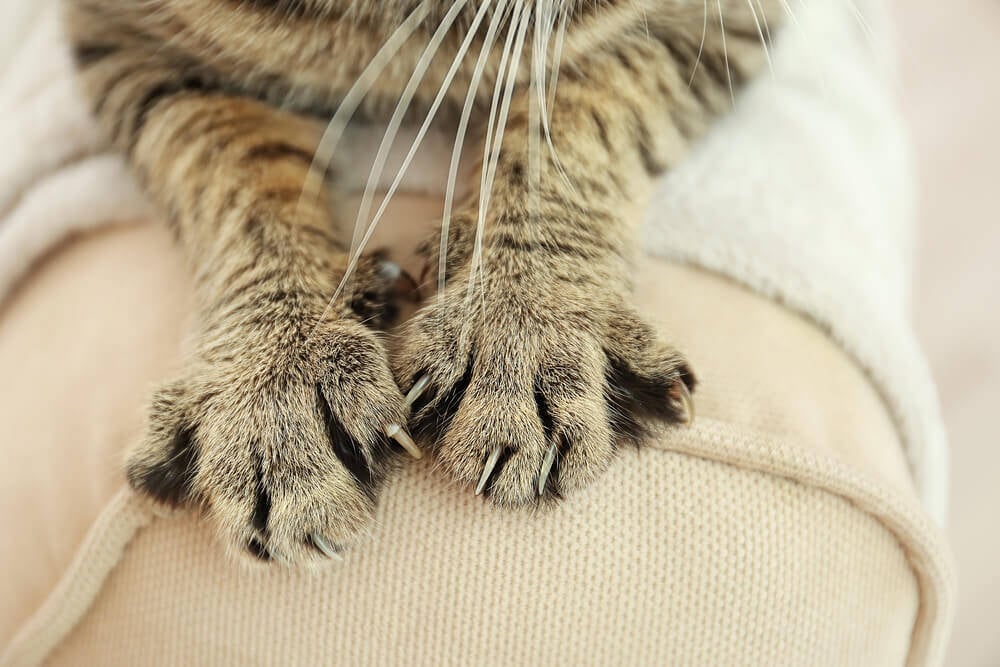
xmin=65 ymin=0 xmax=780 ymax=564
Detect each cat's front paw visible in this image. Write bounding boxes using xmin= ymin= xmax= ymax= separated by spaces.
xmin=126 ymin=320 xmax=416 ymax=565
xmin=392 ymin=279 xmax=695 ymax=507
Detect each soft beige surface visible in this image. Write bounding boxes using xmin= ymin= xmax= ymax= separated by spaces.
xmin=0 ymin=2 xmax=40 ymax=70
xmin=891 ymin=1 xmax=1000 ymax=665
xmin=1 ymin=198 xmax=953 ymax=664
xmin=47 ymin=456 xmax=921 ymax=666
xmin=0 ymin=223 xmax=191 ymax=646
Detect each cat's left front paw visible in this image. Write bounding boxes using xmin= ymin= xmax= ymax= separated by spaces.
xmin=392 ymin=281 xmax=695 ymax=507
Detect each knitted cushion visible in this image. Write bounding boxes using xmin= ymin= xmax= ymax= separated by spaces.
xmin=1 ymin=217 xmax=953 ymax=666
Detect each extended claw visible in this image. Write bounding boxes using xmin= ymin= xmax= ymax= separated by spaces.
xmin=310 ymin=535 xmax=343 ymax=561
xmin=377 ymin=259 xmax=402 ymax=281
xmin=537 ymin=444 xmax=558 ymax=497
xmin=476 ymin=446 xmax=503 ymax=496
xmin=670 ymin=381 xmax=695 ymax=426
xmin=377 ymin=259 xmax=421 ymax=302
xmin=404 ymin=374 xmax=432 ymax=408
xmin=385 ymin=423 xmax=423 ymax=459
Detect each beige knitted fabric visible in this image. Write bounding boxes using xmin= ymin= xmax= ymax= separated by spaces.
xmin=0 ymin=219 xmax=954 ymax=666
xmin=45 ymin=452 xmax=919 ymax=666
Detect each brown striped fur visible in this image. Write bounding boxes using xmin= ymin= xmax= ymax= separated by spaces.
xmin=64 ymin=0 xmax=781 ymax=564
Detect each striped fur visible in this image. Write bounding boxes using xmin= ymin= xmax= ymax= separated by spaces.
xmin=64 ymin=0 xmax=781 ymax=565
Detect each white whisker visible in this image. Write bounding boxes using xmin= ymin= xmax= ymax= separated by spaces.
xmin=841 ymin=0 xmax=878 ymax=50
xmin=536 ymin=1 xmax=576 ymax=193
xmin=715 ymin=0 xmax=736 ymax=104
xmin=689 ymin=0 xmax=709 ymax=86
xmin=439 ymin=0 xmax=515 ymax=295
xmin=547 ymin=3 xmax=569 ymax=115
xmin=297 ymin=1 xmax=432 ymax=220
xmin=529 ymin=4 xmax=545 ymax=219
xmin=753 ymin=0 xmax=774 ymax=43
xmin=348 ymin=0 xmax=471 ymax=258
xmin=468 ymin=1 xmax=531 ymax=307
xmin=745 ymin=0 xmax=774 ymax=77
xmin=777 ymin=0 xmax=801 ymax=28
xmin=478 ymin=0 xmax=527 ymax=224
xmin=364 ymin=0 xmax=494 ymax=252
xmin=315 ymin=0 xmax=471 ymax=328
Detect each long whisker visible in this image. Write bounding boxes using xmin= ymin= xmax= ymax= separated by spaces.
xmin=531 ymin=0 xmax=555 ymax=195
xmin=313 ymin=0 xmax=471 ymax=329
xmin=532 ymin=1 xmax=549 ymax=141
xmin=529 ymin=3 xmax=545 ymax=219
xmin=753 ymin=0 xmax=774 ymax=44
xmin=715 ymin=0 xmax=735 ymax=104
xmin=546 ymin=2 xmax=569 ymax=115
xmin=536 ymin=0 xmax=576 ymax=193
xmin=840 ymin=0 xmax=878 ymax=50
xmin=689 ymin=0 xmax=709 ymax=86
xmin=363 ymin=0 xmax=495 ymax=250
xmin=468 ymin=1 xmax=532 ymax=306
xmin=439 ymin=0 xmax=515 ymax=295
xmin=477 ymin=0 xmax=527 ymax=226
xmin=776 ymin=0 xmax=801 ymax=28
xmin=347 ymin=0 xmax=471 ymax=259
xmin=296 ymin=1 xmax=432 ymax=220
xmin=744 ymin=0 xmax=774 ymax=77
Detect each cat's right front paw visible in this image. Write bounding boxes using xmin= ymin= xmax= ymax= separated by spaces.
xmin=126 ymin=320 xmax=415 ymax=565
xmin=391 ymin=273 xmax=696 ymax=508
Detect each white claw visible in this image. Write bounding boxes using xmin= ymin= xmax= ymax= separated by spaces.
xmin=673 ymin=382 xmax=695 ymax=426
xmin=476 ymin=446 xmax=503 ymax=496
xmin=311 ymin=535 xmax=343 ymax=561
xmin=385 ymin=423 xmax=423 ymax=459
xmin=377 ymin=259 xmax=403 ymax=281
xmin=404 ymin=374 xmax=432 ymax=408
xmin=538 ymin=444 xmax=558 ymax=497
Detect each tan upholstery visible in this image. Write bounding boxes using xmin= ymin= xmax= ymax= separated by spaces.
xmin=0 ymin=197 xmax=954 ymax=665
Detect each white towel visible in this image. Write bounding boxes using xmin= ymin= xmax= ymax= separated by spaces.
xmin=0 ymin=0 xmax=947 ymax=522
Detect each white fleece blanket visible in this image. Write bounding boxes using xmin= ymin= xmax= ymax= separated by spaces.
xmin=0 ymin=0 xmax=947 ymax=522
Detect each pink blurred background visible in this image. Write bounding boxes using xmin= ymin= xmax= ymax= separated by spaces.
xmin=894 ymin=0 xmax=999 ymax=664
